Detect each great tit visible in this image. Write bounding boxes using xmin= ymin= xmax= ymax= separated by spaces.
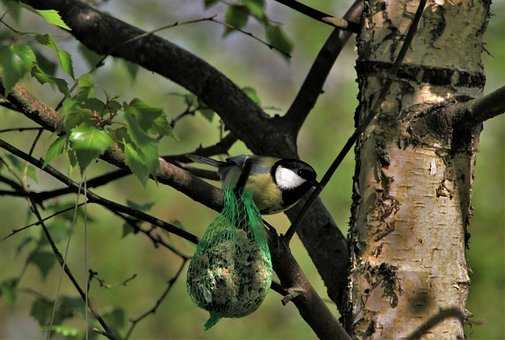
xmin=188 ymin=155 xmax=318 ymax=214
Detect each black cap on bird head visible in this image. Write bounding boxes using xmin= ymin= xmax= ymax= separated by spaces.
xmin=271 ymin=159 xmax=317 ymax=191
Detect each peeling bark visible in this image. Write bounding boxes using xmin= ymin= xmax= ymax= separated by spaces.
xmin=346 ymin=0 xmax=490 ymax=338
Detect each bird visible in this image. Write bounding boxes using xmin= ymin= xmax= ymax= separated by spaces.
xmin=187 ymin=154 xmax=318 ymax=214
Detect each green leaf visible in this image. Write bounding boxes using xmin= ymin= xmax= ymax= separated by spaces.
xmin=0 ymin=278 xmax=19 ymax=305
xmin=69 ymin=126 xmax=113 ymax=172
xmin=104 ymin=308 xmax=126 ymax=330
xmin=29 ymin=250 xmax=56 ymax=279
xmin=0 ymin=44 xmax=36 ymax=95
xmin=46 ymin=325 xmax=79 ymax=338
xmin=44 ymin=136 xmax=67 ymax=167
xmin=32 ymin=65 xmax=69 ymax=95
xmin=16 ymin=236 xmax=34 ymax=256
xmin=265 ymin=24 xmax=293 ymax=57
xmin=78 ymin=43 xmax=102 ymax=68
xmin=122 ymin=60 xmax=139 ymax=81
xmin=25 ymin=164 xmax=39 ymax=182
xmin=184 ymin=93 xmax=196 ymax=107
xmin=199 ymin=108 xmax=215 ymax=122
xmin=36 ymin=10 xmax=71 ymax=30
xmin=30 ymin=297 xmax=52 ymax=325
xmin=60 ymin=98 xmax=93 ymax=130
xmin=122 ymin=221 xmax=135 ymax=238
xmin=242 ymin=0 xmax=265 ymax=18
xmin=1 ymin=0 xmax=21 ymax=23
xmin=123 ymin=110 xmax=160 ymax=184
xmin=125 ymin=98 xmax=164 ymax=131
xmin=242 ymin=86 xmax=261 ymax=105
xmin=34 ymin=49 xmax=57 ymax=75
xmin=224 ymin=5 xmax=249 ymax=34
xmin=36 ymin=33 xmax=74 ymax=78
xmin=124 ymin=141 xmax=158 ymax=185
xmin=204 ymin=0 xmax=219 ymax=8
xmin=45 ymin=220 xmax=72 ymax=244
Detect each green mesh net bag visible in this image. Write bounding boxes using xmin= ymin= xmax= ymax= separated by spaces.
xmin=186 ymin=187 xmax=272 ymax=330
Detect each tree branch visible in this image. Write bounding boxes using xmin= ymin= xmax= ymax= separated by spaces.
xmin=283 ymin=0 xmax=363 ymax=134
xmin=284 ymin=0 xmax=428 ymax=242
xmin=273 ymin=0 xmax=361 ymax=33
xmin=1 ymin=83 xmax=225 ymax=212
xmin=124 ymin=259 xmax=187 ymax=339
xmin=35 ymin=169 xmax=131 ymax=202
xmin=28 ymin=200 xmax=118 ymax=339
xmin=455 ymin=84 xmax=505 ymax=126
xmin=269 ymin=234 xmax=351 ymax=340
xmin=0 ymin=139 xmax=200 ymax=244
xmin=19 ymin=0 xmax=279 ymax=153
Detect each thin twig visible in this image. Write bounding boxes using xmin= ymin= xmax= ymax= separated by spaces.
xmin=163 ymin=133 xmax=237 ymax=163
xmin=2 ymin=202 xmax=87 ymax=241
xmin=284 ymin=0 xmax=363 ymax=132
xmin=54 ymin=16 xmax=218 ymax=111
xmin=29 ymin=200 xmax=117 ymax=339
xmin=209 ymin=17 xmax=291 ymax=58
xmin=124 ymin=259 xmax=187 ymax=339
xmin=0 ymin=139 xmax=199 ymax=244
xmin=272 ymin=0 xmax=361 ymax=33
xmin=0 ymin=156 xmax=116 ymax=339
xmin=0 ymin=127 xmax=44 ymax=134
xmin=284 ymin=0 xmax=427 ymax=242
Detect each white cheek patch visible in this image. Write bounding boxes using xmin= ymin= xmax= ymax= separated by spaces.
xmin=275 ymin=166 xmax=306 ymax=189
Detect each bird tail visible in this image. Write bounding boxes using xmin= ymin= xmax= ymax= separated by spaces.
xmin=186 ymin=154 xmax=227 ymax=168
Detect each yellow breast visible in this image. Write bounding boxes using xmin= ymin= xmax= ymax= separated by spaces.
xmin=244 ymin=173 xmax=283 ymax=213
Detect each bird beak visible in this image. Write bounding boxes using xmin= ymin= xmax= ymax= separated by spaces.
xmin=311 ymin=179 xmax=320 ymax=189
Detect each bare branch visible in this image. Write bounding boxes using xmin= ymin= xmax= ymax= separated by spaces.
xmin=2 ymin=202 xmax=86 ymax=241
xmin=0 ymin=139 xmax=200 ymax=244
xmin=273 ymin=0 xmax=361 ymax=33
xmin=163 ymin=133 xmax=237 ymax=163
xmin=284 ymin=0 xmax=428 ymax=242
xmin=1 ymin=82 xmax=225 ymax=211
xmin=36 ymin=169 xmax=131 ymax=201
xmin=455 ymin=84 xmax=505 ymax=126
xmin=269 ymin=233 xmax=351 ymax=340
xmin=7 ymin=171 xmax=117 ymax=339
xmin=284 ymin=0 xmax=363 ymax=133
xmin=124 ymin=259 xmax=187 ymax=339
xmin=0 ymin=126 xmax=44 ymax=134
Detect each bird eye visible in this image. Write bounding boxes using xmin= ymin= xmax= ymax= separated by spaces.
xmin=297 ymin=169 xmax=307 ymax=177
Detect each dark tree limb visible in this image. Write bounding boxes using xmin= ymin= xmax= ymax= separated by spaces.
xmin=454 ymin=84 xmax=505 ymax=126
xmin=272 ymin=0 xmax=361 ymax=33
xmin=163 ymin=133 xmax=237 ymax=163
xmin=284 ymin=0 xmax=428 ymax=242
xmin=1 ymin=137 xmax=350 ymax=339
xmin=5 ymin=0 xmax=357 ymax=316
xmin=19 ymin=0 xmax=279 ymax=154
xmin=1 ymin=83 xmax=225 ymax=212
xmin=284 ymin=0 xmax=363 ymax=134
xmin=269 ymin=233 xmax=351 ymax=340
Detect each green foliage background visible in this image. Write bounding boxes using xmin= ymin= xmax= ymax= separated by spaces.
xmin=0 ymin=0 xmax=503 ymax=339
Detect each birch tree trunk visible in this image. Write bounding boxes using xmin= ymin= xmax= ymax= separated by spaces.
xmin=346 ymin=0 xmax=490 ymax=338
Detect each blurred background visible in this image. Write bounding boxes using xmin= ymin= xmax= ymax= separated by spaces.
xmin=0 ymin=0 xmax=503 ymax=339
